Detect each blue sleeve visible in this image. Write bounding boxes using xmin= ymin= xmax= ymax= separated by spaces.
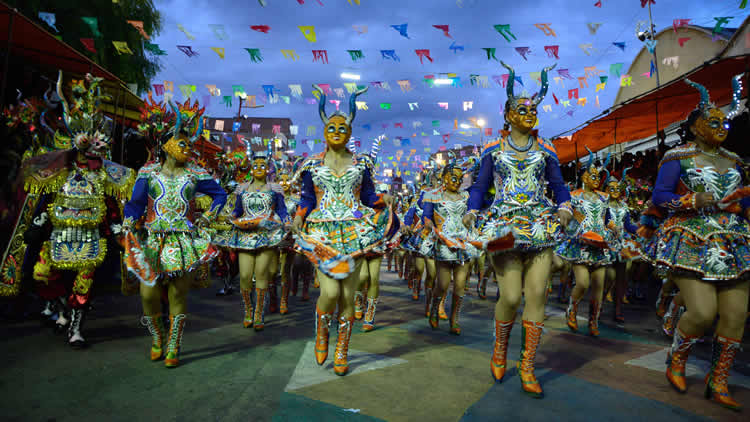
xmin=468 ymin=154 xmax=493 ymax=211
xmin=196 ymin=179 xmax=227 ymax=214
xmin=624 ymin=212 xmax=638 ymax=234
xmin=124 ymin=178 xmax=148 ymax=221
xmin=360 ymin=167 xmax=383 ymax=208
xmin=652 ymin=160 xmax=684 ymax=208
xmin=403 ymin=206 xmax=416 ymax=226
xmin=233 ymin=192 xmax=243 ymax=218
xmin=423 ymin=201 xmax=435 ymax=222
xmin=544 ymin=155 xmax=572 ymax=206
xmin=297 ymin=171 xmax=316 ymax=219
xmin=273 ymin=191 xmax=289 ymax=222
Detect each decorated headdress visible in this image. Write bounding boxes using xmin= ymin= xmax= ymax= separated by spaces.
xmin=501 ymin=61 xmax=557 ymax=108
xmin=584 ymin=146 xmax=610 ymax=172
xmin=137 ymin=92 xmax=173 ymax=143
xmin=167 ymin=98 xmax=205 ymax=144
xmin=685 ymin=73 xmax=745 ymax=120
xmin=55 ymin=70 xmax=113 ymax=153
xmin=370 ymin=134 xmax=384 ymax=160
xmin=313 ymin=84 xmax=368 ymax=126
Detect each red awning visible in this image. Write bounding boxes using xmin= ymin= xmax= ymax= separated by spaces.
xmin=0 ymin=2 xmax=143 ymax=124
xmin=555 ymin=55 xmax=750 ymax=163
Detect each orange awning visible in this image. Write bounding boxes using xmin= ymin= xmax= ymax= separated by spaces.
xmin=555 ymin=55 xmax=750 ymax=163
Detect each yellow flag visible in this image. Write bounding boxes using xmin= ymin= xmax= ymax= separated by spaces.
xmin=298 ymin=26 xmax=317 ymax=43
xmin=112 ymin=41 xmax=133 ymax=55
xmin=595 ymin=82 xmax=606 ymax=92
xmin=211 ymin=47 xmax=225 ymax=59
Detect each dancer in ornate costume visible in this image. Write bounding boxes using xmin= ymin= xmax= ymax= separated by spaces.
xmin=602 ymin=167 xmax=640 ymax=323
xmin=277 ymin=157 xmax=311 ymax=308
xmin=424 ymin=155 xmax=479 ymax=335
xmin=18 ymin=72 xmax=134 ymax=348
xmin=645 ymin=76 xmax=750 ymax=411
xmin=464 ymin=62 xmax=571 ymax=398
xmin=402 ymin=166 xmax=439 ymax=317
xmin=122 ymin=99 xmax=226 ymax=368
xmin=209 ymin=150 xmax=242 ymax=296
xmin=293 ymin=85 xmax=397 ymax=376
xmin=558 ymin=149 xmax=615 ymax=337
xmin=214 ymin=141 xmax=288 ymax=330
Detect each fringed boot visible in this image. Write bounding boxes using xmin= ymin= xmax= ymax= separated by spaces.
xmin=241 ymin=289 xmax=254 ymax=328
xmin=665 ymin=327 xmax=700 ymax=393
xmin=253 ymin=288 xmax=267 ymax=331
xmin=334 ymin=315 xmax=354 ymax=376
xmin=566 ymin=296 xmax=580 ymax=332
xmin=314 ymin=306 xmax=334 ymax=365
xmin=363 ymin=298 xmax=378 ymax=332
xmin=491 ymin=318 xmax=515 ymax=381
xmin=518 ymin=320 xmax=544 ymax=398
xmin=588 ymin=300 xmax=602 ymax=337
xmin=165 ymin=314 xmax=186 ymax=368
xmin=141 ymin=314 xmax=166 ymax=361
xmin=449 ymin=294 xmax=464 ymax=335
xmin=704 ymin=335 xmax=742 ymax=411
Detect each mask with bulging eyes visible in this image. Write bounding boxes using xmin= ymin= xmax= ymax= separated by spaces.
xmin=324 ymin=115 xmax=352 ymax=149
xmin=506 ymin=98 xmax=538 ymax=132
xmin=442 ymin=167 xmax=464 ymax=193
xmin=692 ymin=108 xmax=730 ymax=146
xmin=582 ymin=166 xmax=601 ymax=191
xmin=251 ymin=158 xmax=268 ymax=179
xmin=606 ymin=181 xmax=623 ymax=200
xmin=162 ymin=134 xmax=192 ymax=163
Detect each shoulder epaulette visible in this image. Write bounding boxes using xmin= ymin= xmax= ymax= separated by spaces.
xmin=537 ymin=138 xmax=559 ymax=162
xmin=481 ymin=139 xmax=502 ymax=157
xmin=658 ymin=144 xmax=698 ymax=169
xmin=102 ymin=160 xmax=136 ymax=200
xmin=136 ymin=162 xmax=160 ymax=178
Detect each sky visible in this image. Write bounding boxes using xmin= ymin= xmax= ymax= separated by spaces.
xmin=148 ymin=0 xmax=747 ymax=179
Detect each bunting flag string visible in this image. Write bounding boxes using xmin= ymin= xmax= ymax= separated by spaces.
xmin=127 ymin=20 xmax=150 ymax=39
xmin=38 ymin=12 xmax=59 ymax=32
xmin=145 ymin=43 xmax=167 ymax=55
xmin=177 ymin=24 xmax=196 ymax=40
xmin=82 ymin=17 xmax=102 ymax=37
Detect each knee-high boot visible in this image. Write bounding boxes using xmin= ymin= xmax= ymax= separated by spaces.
xmin=491 ymin=317 xmax=515 ymax=381
xmin=588 ymin=300 xmax=601 ymax=337
xmin=449 ymin=294 xmax=464 ymax=335
xmin=429 ymin=294 xmax=441 ymax=329
xmin=518 ymin=320 xmax=544 ymax=398
xmin=363 ymin=298 xmax=378 ymax=332
xmin=253 ymin=288 xmax=267 ymax=331
xmin=438 ymin=292 xmax=448 ymax=320
xmin=141 ymin=314 xmax=166 ymax=360
xmin=165 ymin=314 xmax=187 ymax=368
xmin=334 ymin=315 xmax=354 ymax=376
xmin=704 ymin=334 xmax=742 ymax=411
xmin=241 ymin=288 xmax=254 ymax=328
xmin=665 ymin=327 xmax=700 ymax=393
xmin=68 ymin=307 xmax=87 ymax=349
xmin=314 ymin=306 xmax=334 ymax=365
xmin=566 ymin=296 xmax=580 ymax=332
xmin=354 ymin=291 xmax=364 ymax=320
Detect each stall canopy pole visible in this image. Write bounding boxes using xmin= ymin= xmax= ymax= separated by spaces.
xmin=0 ymin=11 xmax=14 ymax=108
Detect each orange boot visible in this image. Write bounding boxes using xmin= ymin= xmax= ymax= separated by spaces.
xmin=354 ymin=291 xmax=364 ymax=320
xmin=518 ymin=320 xmax=544 ymax=398
xmin=253 ymin=288 xmax=267 ymax=331
xmin=363 ymin=298 xmax=378 ymax=332
xmin=428 ymin=294 xmax=440 ymax=329
xmin=449 ymin=294 xmax=464 ymax=335
xmin=280 ymin=282 xmax=289 ymax=315
xmin=588 ymin=300 xmax=601 ymax=337
xmin=241 ymin=289 xmax=254 ymax=328
xmin=334 ymin=315 xmax=354 ymax=376
xmin=424 ymin=287 xmax=433 ymax=318
xmin=704 ymin=335 xmax=742 ymax=411
xmin=314 ymin=306 xmax=334 ymax=365
xmin=438 ymin=293 xmax=448 ymax=320
xmin=164 ymin=314 xmax=186 ymax=368
xmin=665 ymin=327 xmax=700 ymax=393
xmin=662 ymin=301 xmax=682 ymax=337
xmin=141 ymin=314 xmax=165 ymax=361
xmin=566 ymin=297 xmax=580 ymax=332
xmin=491 ymin=318 xmax=515 ymax=381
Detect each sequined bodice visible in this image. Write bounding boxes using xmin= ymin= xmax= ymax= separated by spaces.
xmin=146 ymin=170 xmax=198 ymax=231
xmin=608 ymin=203 xmax=629 ymax=230
xmin=433 ymin=192 xmax=470 ymax=237
xmin=491 ymin=149 xmax=552 ymax=209
xmin=308 ymin=163 xmax=367 ymax=221
xmin=572 ymin=191 xmax=608 ymax=234
xmin=683 ymin=166 xmax=742 ymax=200
xmin=239 ymin=190 xmax=274 ymax=219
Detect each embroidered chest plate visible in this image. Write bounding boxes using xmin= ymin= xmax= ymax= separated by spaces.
xmin=240 ymin=190 xmax=274 ymax=219
xmin=50 ymin=168 xmax=106 ymax=228
xmin=309 ymin=163 xmax=366 ymax=220
xmin=683 ymin=165 xmax=741 ymax=199
xmin=572 ymin=192 xmax=608 ymax=234
xmin=491 ymin=150 xmax=550 ymax=207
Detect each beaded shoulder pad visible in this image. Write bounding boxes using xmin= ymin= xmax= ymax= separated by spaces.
xmin=298 ymin=154 xmax=324 ymax=174
xmin=22 ymin=150 xmax=70 ymax=195
xmin=102 ymin=160 xmax=136 ymax=201
xmin=355 ymin=153 xmax=376 ymax=173
xmin=136 ymin=162 xmax=160 ymax=180
xmin=481 ymin=138 xmax=501 ymax=158
xmin=185 ymin=161 xmax=213 ymax=181
xmin=537 ymin=138 xmax=559 ymax=162
xmin=658 ymin=144 xmax=699 ymax=169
